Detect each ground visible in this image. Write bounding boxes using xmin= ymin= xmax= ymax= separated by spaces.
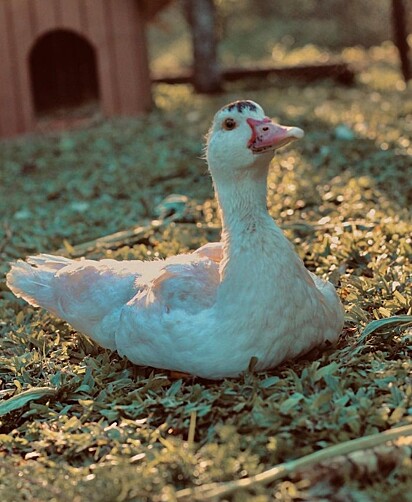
xmin=0 ymin=6 xmax=412 ymax=501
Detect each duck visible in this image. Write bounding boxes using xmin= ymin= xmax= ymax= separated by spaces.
xmin=6 ymin=100 xmax=344 ymax=379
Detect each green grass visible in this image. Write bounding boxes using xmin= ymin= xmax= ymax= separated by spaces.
xmin=1 ymin=30 xmax=412 ymax=502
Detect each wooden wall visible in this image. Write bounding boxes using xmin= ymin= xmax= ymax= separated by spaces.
xmin=0 ymin=0 xmax=152 ymax=137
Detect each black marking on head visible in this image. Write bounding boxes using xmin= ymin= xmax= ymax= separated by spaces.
xmin=224 ymin=100 xmax=258 ymax=114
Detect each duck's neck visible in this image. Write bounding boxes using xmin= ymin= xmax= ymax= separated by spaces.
xmin=213 ymin=166 xmax=283 ymax=279
xmin=215 ymin=170 xmax=270 ymax=239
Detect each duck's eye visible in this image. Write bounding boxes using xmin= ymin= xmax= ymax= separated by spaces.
xmin=223 ymin=118 xmax=237 ymax=131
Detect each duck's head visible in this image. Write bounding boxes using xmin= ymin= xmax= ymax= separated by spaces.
xmin=206 ymin=100 xmax=304 ymax=180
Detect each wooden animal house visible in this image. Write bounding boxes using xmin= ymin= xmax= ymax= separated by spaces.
xmin=0 ymin=0 xmax=155 ymax=138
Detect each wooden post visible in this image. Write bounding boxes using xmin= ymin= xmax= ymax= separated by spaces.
xmin=184 ymin=0 xmax=222 ymax=93
xmin=392 ymin=0 xmax=411 ymax=82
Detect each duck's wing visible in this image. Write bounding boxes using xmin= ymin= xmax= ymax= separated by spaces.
xmin=308 ymin=270 xmax=345 ymax=342
xmin=7 ymin=251 xmax=220 ymax=352
xmin=7 ymin=254 xmax=160 ymax=349
xmin=135 ymin=253 xmax=221 ymax=314
xmin=273 ymin=247 xmax=344 ymax=345
xmin=193 ymin=242 xmax=223 ymax=263
xmin=115 ymin=253 xmax=220 ymax=371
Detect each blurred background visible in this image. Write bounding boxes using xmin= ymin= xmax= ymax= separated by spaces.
xmin=149 ymin=0 xmax=411 ymax=86
xmin=0 ymin=0 xmax=410 ymax=136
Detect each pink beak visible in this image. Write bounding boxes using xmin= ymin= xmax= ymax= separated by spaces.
xmin=247 ymin=117 xmax=304 ymax=153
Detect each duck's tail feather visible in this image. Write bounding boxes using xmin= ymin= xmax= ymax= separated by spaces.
xmin=26 ymin=253 xmax=72 ymax=270
xmin=6 ymin=255 xmax=72 ymax=315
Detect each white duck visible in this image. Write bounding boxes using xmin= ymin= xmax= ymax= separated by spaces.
xmin=6 ymin=100 xmax=344 ymax=379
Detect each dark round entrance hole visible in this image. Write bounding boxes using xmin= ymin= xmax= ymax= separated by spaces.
xmin=29 ymin=29 xmax=100 ymax=116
